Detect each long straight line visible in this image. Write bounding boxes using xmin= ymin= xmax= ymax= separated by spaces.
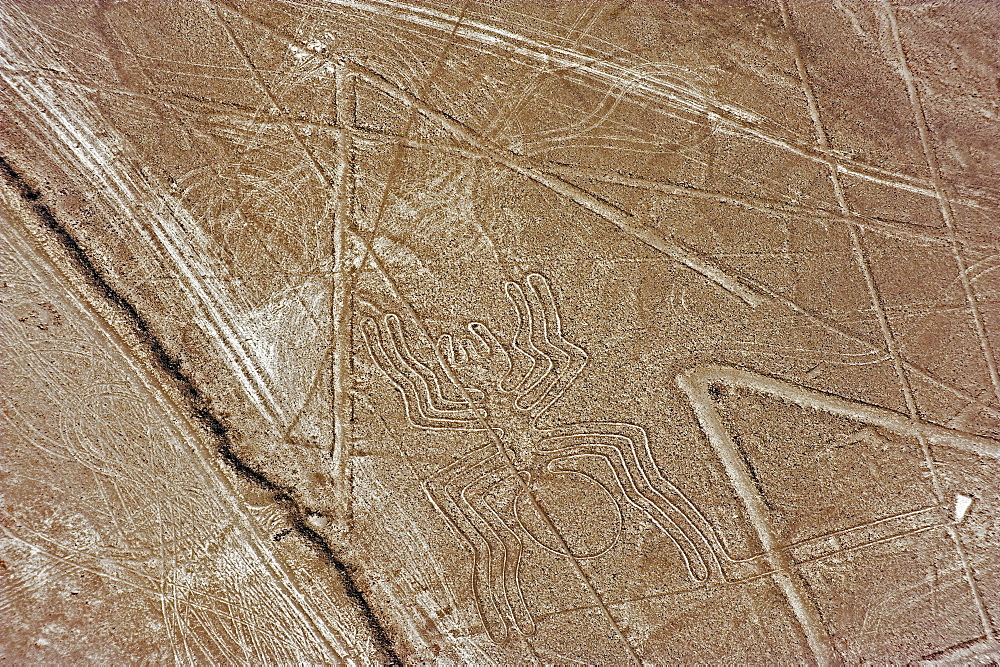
xmin=209 ymin=1 xmax=361 ymax=516
xmin=344 ymin=59 xmax=765 ymax=308
xmin=779 ymin=0 xmax=994 ymax=641
xmin=317 ymin=0 xmax=976 ymax=205
xmin=879 ymin=0 xmax=1000 ymax=407
xmin=352 ymin=236 xmax=643 ymax=661
xmin=365 ymin=0 xmax=471 ymax=239
xmin=212 ymin=0 xmax=764 ymax=308
xmin=0 ymin=165 xmax=352 ymax=661
xmin=331 ymin=65 xmax=356 ymax=516
xmin=676 ymin=370 xmax=839 ymax=665
xmin=209 ymin=4 xmax=639 ymax=656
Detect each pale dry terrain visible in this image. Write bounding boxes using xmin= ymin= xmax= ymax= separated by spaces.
xmin=2 ymin=1 xmax=1000 ymax=664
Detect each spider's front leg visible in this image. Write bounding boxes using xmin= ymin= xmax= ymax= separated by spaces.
xmin=503 ymin=274 xmax=588 ymax=418
xmin=436 ymin=320 xmax=512 ymax=407
xmin=361 ymin=312 xmax=484 ymax=431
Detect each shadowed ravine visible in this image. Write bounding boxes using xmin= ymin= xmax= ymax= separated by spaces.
xmin=0 ymin=155 xmax=403 ymax=666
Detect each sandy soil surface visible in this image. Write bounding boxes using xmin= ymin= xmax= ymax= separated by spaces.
xmin=2 ymin=1 xmax=1000 ymax=663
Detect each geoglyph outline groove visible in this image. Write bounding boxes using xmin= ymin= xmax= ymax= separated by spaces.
xmin=365 ymin=273 xmax=1000 ymax=662
xmin=3 ymin=0 xmax=999 ymax=661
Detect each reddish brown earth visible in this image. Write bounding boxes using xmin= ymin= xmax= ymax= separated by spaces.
xmin=2 ymin=1 xmax=1000 ymax=663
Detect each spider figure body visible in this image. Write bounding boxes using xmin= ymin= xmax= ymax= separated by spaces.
xmin=359 ymin=274 xmax=1000 ymax=660
xmin=361 ymin=274 xmax=726 ymax=642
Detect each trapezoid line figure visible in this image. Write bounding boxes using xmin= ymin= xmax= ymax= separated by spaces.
xmin=677 ymin=364 xmax=1000 ymax=667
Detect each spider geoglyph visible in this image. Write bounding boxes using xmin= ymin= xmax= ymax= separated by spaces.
xmin=359 ymin=272 xmax=998 ymax=652
xmin=360 ymin=273 xmax=738 ymax=642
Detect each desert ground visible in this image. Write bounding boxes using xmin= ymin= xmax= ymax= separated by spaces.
xmin=2 ymin=0 xmax=1000 ymax=663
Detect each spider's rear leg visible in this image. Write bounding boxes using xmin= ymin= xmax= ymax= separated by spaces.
xmin=535 ymin=423 xmax=715 ymax=582
xmin=422 ymin=446 xmax=509 ymax=643
xmin=462 ymin=458 xmax=536 ymax=637
xmin=422 ymin=445 xmax=535 ymax=642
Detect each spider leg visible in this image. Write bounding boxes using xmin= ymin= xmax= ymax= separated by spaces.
xmin=462 ymin=324 xmax=492 ymax=362
xmin=593 ymin=420 xmax=773 ymax=576
xmin=435 ymin=333 xmax=486 ymax=404
xmin=515 ymin=273 xmax=587 ymax=416
xmin=384 ymin=313 xmax=469 ymax=408
xmin=422 ymin=446 xmax=510 ymax=643
xmin=468 ymin=321 xmax=515 ymax=393
xmin=462 ymin=461 xmax=536 ymax=637
xmin=504 ymin=279 xmax=551 ymax=394
xmin=631 ymin=422 xmax=766 ymax=572
xmin=437 ymin=333 xmax=470 ymax=366
xmin=361 ymin=315 xmax=480 ymax=430
xmin=535 ymin=423 xmax=714 ymax=582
